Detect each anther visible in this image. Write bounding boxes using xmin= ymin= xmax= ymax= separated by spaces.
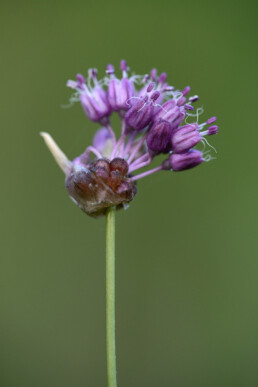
xmin=182 ymin=86 xmax=191 ymax=96
xmin=147 ymin=82 xmax=155 ymax=93
xmin=189 ymin=95 xmax=199 ymax=103
xmin=206 ymin=116 xmax=217 ymax=125
xmin=120 ymin=60 xmax=127 ymax=72
xmin=184 ymin=104 xmax=194 ymax=111
xmin=150 ymin=69 xmax=157 ymax=81
xmin=150 ymin=91 xmax=160 ymax=101
xmin=106 ymin=64 xmax=115 ymax=75
xmin=158 ymin=72 xmax=167 ymax=84
xmin=76 ymin=74 xmax=85 ymax=85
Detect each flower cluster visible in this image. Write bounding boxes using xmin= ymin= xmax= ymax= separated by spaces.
xmin=41 ymin=60 xmax=218 ymax=217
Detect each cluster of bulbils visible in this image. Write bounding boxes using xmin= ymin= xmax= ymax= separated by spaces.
xmin=41 ymin=60 xmax=218 ymax=217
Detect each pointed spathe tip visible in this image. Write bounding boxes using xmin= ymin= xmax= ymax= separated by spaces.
xmin=40 ymin=132 xmax=71 ymax=174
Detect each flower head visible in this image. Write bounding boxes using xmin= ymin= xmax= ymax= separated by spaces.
xmin=42 ymin=61 xmax=218 ymax=217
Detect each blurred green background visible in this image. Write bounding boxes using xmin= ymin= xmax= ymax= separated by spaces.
xmin=1 ymin=0 xmax=257 ymax=386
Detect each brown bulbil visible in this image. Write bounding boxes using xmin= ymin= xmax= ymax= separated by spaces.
xmin=72 ymin=169 xmax=97 ymax=200
xmin=94 ymin=158 xmax=110 ymax=172
xmin=109 ymin=157 xmax=129 ymax=175
xmin=109 ymin=170 xmax=123 ymax=189
xmin=116 ymin=181 xmax=134 ymax=200
xmin=65 ymin=158 xmax=136 ymax=217
xmin=95 ymin=166 xmax=109 ymax=182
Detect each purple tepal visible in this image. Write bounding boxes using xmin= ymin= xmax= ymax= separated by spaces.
xmin=147 ymin=120 xmax=172 ymax=153
xmin=171 ymin=123 xmax=201 ymax=153
xmin=125 ymin=84 xmax=160 ymax=130
xmin=169 ymin=150 xmax=204 ymax=171
xmin=107 ymin=60 xmax=135 ymax=111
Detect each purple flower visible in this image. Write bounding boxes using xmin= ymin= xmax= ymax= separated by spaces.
xmin=125 ymin=83 xmax=160 ymax=130
xmin=171 ymin=123 xmax=201 ymax=153
xmin=169 ymin=150 xmax=204 ymax=171
xmin=137 ymin=69 xmax=167 ymax=106
xmin=107 ymin=60 xmax=135 ymax=112
xmin=153 ymin=100 xmax=181 ymax=125
xmin=67 ymin=69 xmax=111 ymax=123
xmin=146 ymin=120 xmax=172 ymax=153
xmin=42 ymin=61 xmax=219 ymax=216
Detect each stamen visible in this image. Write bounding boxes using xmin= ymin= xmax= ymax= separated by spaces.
xmin=182 ymin=86 xmax=191 ymax=96
xmin=206 ymin=116 xmax=217 ymax=125
xmin=142 ymin=74 xmax=149 ymax=84
xmin=150 ymin=91 xmax=160 ymax=101
xmin=76 ymin=74 xmax=85 ymax=86
xmin=189 ymin=95 xmax=199 ymax=102
xmin=120 ymin=60 xmax=128 ymax=72
xmin=207 ymin=125 xmax=218 ymax=135
xmin=89 ymin=68 xmax=97 ymax=79
xmin=164 ymin=86 xmax=175 ymax=92
xmin=184 ymin=104 xmax=194 ymax=111
xmin=150 ymin=69 xmax=157 ymax=81
xmin=106 ymin=64 xmax=115 ymax=75
xmin=158 ymin=72 xmax=167 ymax=84
xmin=147 ymin=82 xmax=155 ymax=93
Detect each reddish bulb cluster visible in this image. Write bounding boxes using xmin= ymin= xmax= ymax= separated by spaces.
xmin=65 ymin=158 xmax=137 ymax=217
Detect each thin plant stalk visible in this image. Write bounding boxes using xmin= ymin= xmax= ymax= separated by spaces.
xmin=106 ymin=207 xmax=117 ymax=387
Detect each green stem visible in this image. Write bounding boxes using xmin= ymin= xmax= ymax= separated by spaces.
xmin=106 ymin=207 xmax=117 ymax=387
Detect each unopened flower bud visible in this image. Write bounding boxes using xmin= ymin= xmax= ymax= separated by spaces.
xmin=110 ymin=158 xmax=129 ymax=175
xmin=94 ymin=158 xmax=110 ymax=172
xmin=95 ymin=167 xmax=109 ymax=182
xmin=67 ymin=74 xmax=111 ymax=123
xmin=153 ymin=100 xmax=180 ymax=124
xmin=125 ymin=89 xmax=159 ymax=131
xmin=169 ymin=150 xmax=203 ymax=171
xmin=107 ymin=68 xmax=135 ymax=111
xmin=171 ymin=124 xmax=201 ymax=153
xmin=79 ymin=87 xmax=111 ymax=122
xmin=147 ymin=120 xmax=172 ymax=153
